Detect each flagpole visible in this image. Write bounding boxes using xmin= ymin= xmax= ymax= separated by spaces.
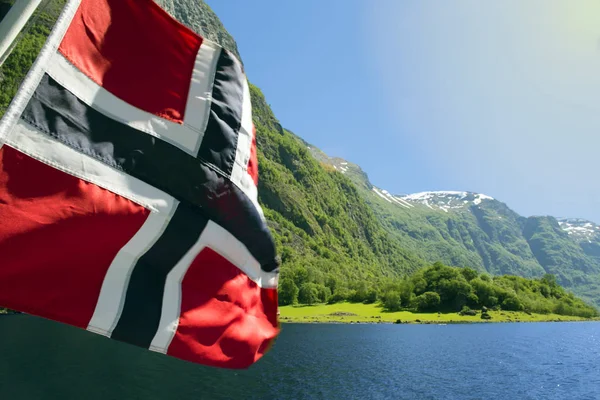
xmin=0 ymin=0 xmax=43 ymax=67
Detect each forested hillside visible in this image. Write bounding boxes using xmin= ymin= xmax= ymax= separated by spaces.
xmin=310 ymin=145 xmax=600 ymax=306
xmin=380 ymin=262 xmax=597 ymax=319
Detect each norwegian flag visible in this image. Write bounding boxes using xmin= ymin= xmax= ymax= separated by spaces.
xmin=0 ymin=0 xmax=279 ymax=369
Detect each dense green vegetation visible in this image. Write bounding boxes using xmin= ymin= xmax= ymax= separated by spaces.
xmin=523 ymin=216 xmax=600 ymax=304
xmin=375 ymin=196 xmax=545 ymax=277
xmin=0 ymin=0 xmax=598 ymax=319
xmin=278 ymin=260 xmax=598 ymax=318
xmin=378 ymin=262 xmax=598 ymax=318
xmin=250 ymin=83 xmax=426 ymax=298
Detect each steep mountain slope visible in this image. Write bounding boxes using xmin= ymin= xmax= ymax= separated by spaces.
xmin=523 ymin=217 xmax=600 ymax=305
xmin=559 ymin=218 xmax=600 ymax=261
xmin=309 ymin=147 xmax=600 ymax=305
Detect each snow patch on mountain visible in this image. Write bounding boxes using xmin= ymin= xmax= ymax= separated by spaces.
xmin=371 ymin=187 xmax=414 ymax=208
xmin=372 ymin=187 xmax=392 ymax=203
xmin=382 ymin=190 xmax=413 ymax=209
xmin=398 ymin=191 xmax=494 ymax=211
xmin=403 ymin=191 xmax=470 ymax=201
xmin=558 ymin=218 xmax=600 ymax=241
xmin=474 ymin=194 xmax=493 ymax=205
xmin=331 ymin=162 xmax=348 ymax=174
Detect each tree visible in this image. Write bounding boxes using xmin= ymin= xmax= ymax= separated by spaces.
xmin=364 ymin=289 xmax=378 ymax=304
xmin=317 ymin=285 xmax=332 ymax=303
xmin=487 ymin=296 xmax=498 ymax=307
xmin=350 ymin=281 xmax=369 ymax=303
xmin=460 ymin=267 xmax=478 ymax=282
xmin=293 ymin=266 xmax=310 ymax=287
xmin=466 ymin=292 xmax=479 ymax=308
xmin=501 ymin=296 xmax=524 ymax=311
xmin=471 ymin=278 xmax=497 ymax=307
xmin=278 ymin=278 xmax=299 ymax=306
xmin=414 ymin=292 xmax=441 ymax=312
xmin=437 ymin=278 xmax=473 ymax=310
xmin=399 ymin=279 xmax=414 ymax=307
xmin=411 ymin=273 xmax=428 ymax=295
xmin=327 ymin=290 xmax=347 ymax=304
xmin=280 ymin=246 xmax=294 ymax=263
xmin=382 ymin=291 xmax=401 ymax=311
xmin=541 ymin=273 xmax=558 ymax=287
xmin=298 ymin=283 xmax=320 ymax=305
xmin=325 ymin=274 xmax=341 ymax=294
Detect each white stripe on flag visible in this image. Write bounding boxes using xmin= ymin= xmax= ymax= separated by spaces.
xmin=230 ymin=76 xmax=265 ymax=219
xmin=230 ymin=77 xmax=252 ymax=184
xmin=183 ymin=40 xmax=221 ymax=154
xmin=87 ymin=202 xmax=178 ymax=337
xmin=46 ymin=45 xmax=220 ymax=156
xmin=6 ymin=120 xmax=175 ymax=213
xmin=149 ymin=220 xmax=279 ymax=354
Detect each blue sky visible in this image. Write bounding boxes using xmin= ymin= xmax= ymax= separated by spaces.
xmin=206 ymin=0 xmax=600 ymax=223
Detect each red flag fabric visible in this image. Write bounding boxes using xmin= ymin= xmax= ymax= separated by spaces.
xmin=0 ymin=0 xmax=279 ymax=369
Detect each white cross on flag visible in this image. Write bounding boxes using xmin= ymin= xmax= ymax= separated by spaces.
xmin=0 ymin=0 xmax=280 ymax=369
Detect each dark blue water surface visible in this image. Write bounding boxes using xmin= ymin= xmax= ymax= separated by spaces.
xmin=0 ymin=316 xmax=599 ymax=399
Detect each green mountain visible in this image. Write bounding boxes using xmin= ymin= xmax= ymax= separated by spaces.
xmin=523 ymin=217 xmax=600 ymax=303
xmin=1 ymin=0 xmax=598 ymax=309
xmin=557 ymin=218 xmax=600 ymax=262
xmin=319 ymin=154 xmax=600 ymax=305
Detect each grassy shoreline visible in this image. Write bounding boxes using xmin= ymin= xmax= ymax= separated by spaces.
xmin=279 ymin=302 xmax=599 ymax=324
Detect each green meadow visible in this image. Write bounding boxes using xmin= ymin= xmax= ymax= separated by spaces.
xmin=279 ymin=302 xmax=596 ymax=324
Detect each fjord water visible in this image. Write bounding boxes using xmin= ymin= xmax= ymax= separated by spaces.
xmin=0 ymin=316 xmax=599 ymax=399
